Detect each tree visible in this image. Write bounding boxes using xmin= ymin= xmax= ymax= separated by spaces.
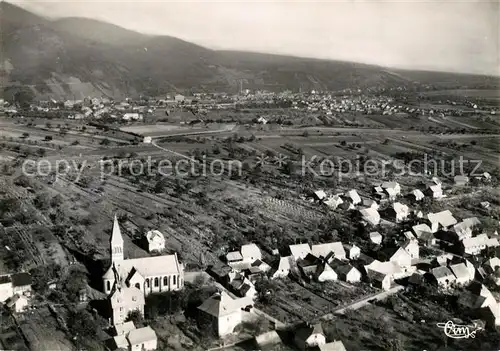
xmin=100 ymin=138 xmax=111 ymax=146
xmin=125 ymin=310 xmax=144 ymax=326
xmin=153 ymin=178 xmax=168 ymax=193
xmin=34 ymin=192 xmax=51 ymax=210
xmin=37 ymin=148 xmax=46 ymax=157
xmin=62 ymin=265 xmax=88 ymax=302
xmin=50 ymin=194 xmax=64 ymax=208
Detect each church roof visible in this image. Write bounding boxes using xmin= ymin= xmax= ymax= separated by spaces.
xmin=113 ymin=254 xmax=182 ymax=279
xmin=111 ymin=215 xmax=124 ymax=245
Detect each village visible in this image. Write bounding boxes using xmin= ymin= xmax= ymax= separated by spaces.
xmin=1 ymin=110 xmax=500 ymax=351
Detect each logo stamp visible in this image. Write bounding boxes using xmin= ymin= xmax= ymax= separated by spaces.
xmin=436 ymin=320 xmax=483 ymax=339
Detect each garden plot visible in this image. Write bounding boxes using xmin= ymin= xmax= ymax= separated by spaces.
xmin=257 ymin=280 xmax=337 ymax=324
xmin=262 ymin=197 xmax=323 ymax=222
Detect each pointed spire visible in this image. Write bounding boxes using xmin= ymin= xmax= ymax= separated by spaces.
xmin=111 ymin=214 xmax=123 ymax=244
xmin=110 ymin=214 xmax=124 ymax=262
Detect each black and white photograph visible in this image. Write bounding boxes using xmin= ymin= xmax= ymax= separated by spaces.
xmin=0 ymin=1 xmax=499 ymax=350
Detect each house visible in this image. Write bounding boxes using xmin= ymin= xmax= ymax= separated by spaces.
xmin=453 ymin=221 xmax=475 ymax=241
xmin=454 ymin=175 xmax=469 ymax=186
xmin=318 ymin=340 xmax=348 ymax=351
xmin=109 ymin=271 xmax=146 ymax=326
xmin=313 ymin=190 xmax=327 ymax=201
xmin=373 ymin=185 xmax=384 ymax=194
xmin=11 ymin=273 xmax=32 ymax=296
xmin=144 ymin=230 xmax=165 ymax=253
xmin=412 ymin=223 xmax=433 ymax=238
xmin=241 ymin=244 xmax=262 ymax=263
xmin=289 ymin=244 xmax=311 ymax=261
xmin=464 ymin=259 xmax=477 ymax=281
xmin=294 ymin=323 xmax=326 ymax=350
xmin=483 ymin=172 xmax=492 ymax=181
xmin=366 ymin=260 xmax=406 ymax=280
xmin=368 ymin=270 xmax=392 ymax=290
xmin=482 ymin=303 xmax=500 ymax=327
xmin=402 ymin=239 xmax=419 ymax=261
xmin=427 ymin=210 xmax=457 ymax=232
xmin=414 ymin=210 xmax=424 ymax=218
xmin=197 ymin=291 xmax=248 ymax=337
xmin=412 ymin=224 xmax=436 ymax=246
xmin=379 ymin=246 xmax=412 ymax=268
xmin=298 ymin=254 xmax=321 ymax=278
xmin=115 ymin=326 xmax=157 ymax=351
xmin=314 ymin=262 xmax=338 ymax=282
xmin=115 ymin=321 xmax=136 ymax=336
xmin=271 ymin=256 xmax=294 ymax=279
xmin=403 ymin=231 xmax=416 ymax=241
xmin=5 ymin=294 xmax=28 ymax=313
xmin=242 ymin=267 xmax=264 ymax=284
xmin=387 ymin=202 xmax=410 ymax=223
xmin=143 ymin=136 xmax=152 ymax=144
xmin=251 ymin=260 xmax=271 ymax=273
xmin=324 ymin=195 xmax=343 ymax=210
xmin=426 ymin=184 xmax=443 ymax=199
xmin=431 ymin=266 xmax=456 ymax=288
xmin=484 ymin=257 xmax=500 ymax=273
xmin=419 ymin=231 xmax=436 ymax=247
xmin=330 ymin=259 xmax=362 ymax=283
xmin=457 ymin=292 xmax=488 ymax=314
xmin=488 ymin=238 xmax=500 ymax=249
xmin=345 ymin=190 xmax=361 ymax=205
xmin=369 ymin=232 xmax=383 ymax=245
xmin=461 ymin=234 xmax=489 ymax=255
xmin=410 ymin=189 xmax=425 ymax=201
xmin=381 ymin=181 xmax=401 ymax=200
xmin=469 ymin=283 xmax=497 ymax=308
xmin=343 ymin=244 xmax=361 ymax=260
xmin=432 ymin=177 xmax=442 ymax=185
xmin=229 ymin=274 xmax=257 ymax=300
xmin=102 ymin=216 xmax=184 ymax=300
xmin=311 ymin=242 xmax=346 ymax=261
xmin=0 ymin=275 xmax=13 ymax=302
xmin=359 ymin=207 xmax=381 ymax=226
xmin=226 ymin=251 xmax=243 ymax=264
xmin=450 ymin=263 xmax=472 ymax=285
xmin=207 ymin=265 xmax=232 ymax=285
xmin=361 ymin=199 xmax=379 ymax=210
xmin=0 ymin=273 xmax=32 ymax=303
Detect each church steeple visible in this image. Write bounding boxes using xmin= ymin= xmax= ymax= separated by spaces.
xmin=110 ymin=214 xmax=124 ymax=262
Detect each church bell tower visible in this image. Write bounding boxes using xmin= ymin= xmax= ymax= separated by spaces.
xmin=110 ymin=214 xmax=124 ymax=262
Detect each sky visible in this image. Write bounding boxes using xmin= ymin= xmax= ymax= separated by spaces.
xmin=11 ymin=0 xmax=500 ymax=75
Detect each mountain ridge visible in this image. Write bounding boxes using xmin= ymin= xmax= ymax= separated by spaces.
xmin=1 ymin=2 xmax=499 ymax=100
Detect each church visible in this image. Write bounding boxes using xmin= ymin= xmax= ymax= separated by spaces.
xmin=102 ymin=216 xmax=185 ymax=299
